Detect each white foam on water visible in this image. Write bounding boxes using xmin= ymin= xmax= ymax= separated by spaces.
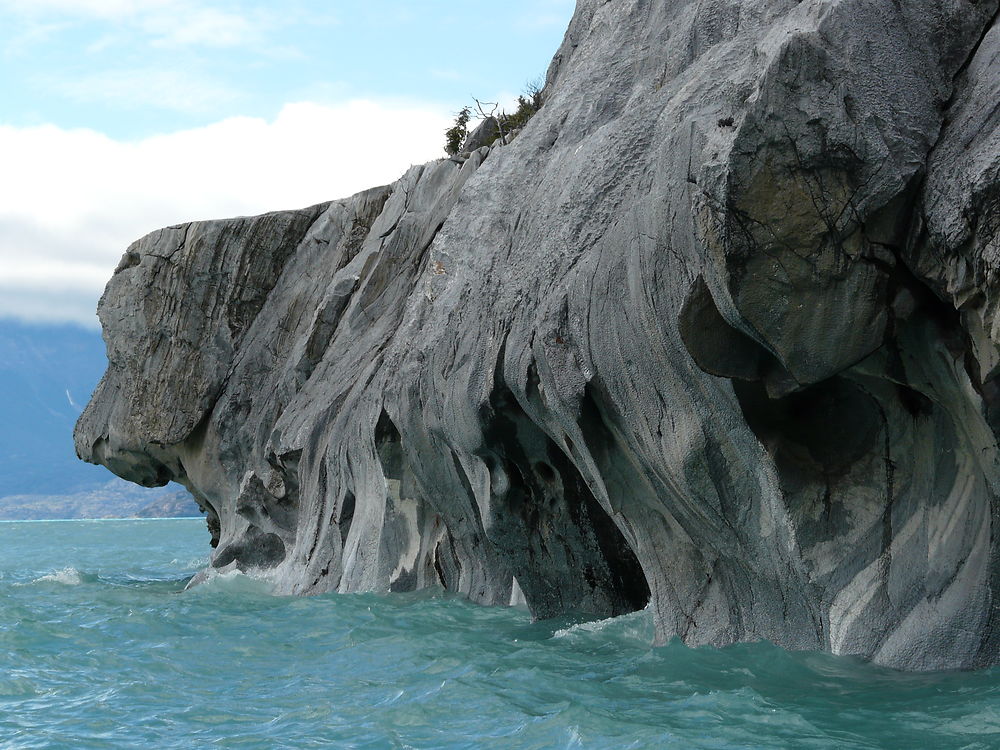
xmin=564 ymin=727 xmax=584 ymax=749
xmin=553 ymin=606 xmax=655 ymax=641
xmin=184 ymin=567 xmax=277 ymax=596
xmin=32 ymin=567 xmax=85 ymax=585
xmin=554 ymin=615 xmax=624 ymax=639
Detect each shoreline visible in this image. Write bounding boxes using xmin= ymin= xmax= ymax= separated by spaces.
xmin=0 ymin=516 xmax=203 ymax=524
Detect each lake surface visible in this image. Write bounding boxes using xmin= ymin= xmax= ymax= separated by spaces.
xmin=1 ymin=518 xmax=998 ymax=749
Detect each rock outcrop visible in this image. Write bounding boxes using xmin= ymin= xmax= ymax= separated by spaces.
xmin=76 ymin=0 xmax=1000 ymax=670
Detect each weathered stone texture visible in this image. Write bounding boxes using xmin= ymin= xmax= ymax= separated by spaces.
xmin=77 ymin=0 xmax=1000 ymax=670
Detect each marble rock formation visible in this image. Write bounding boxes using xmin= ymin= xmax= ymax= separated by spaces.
xmin=77 ymin=0 xmax=1000 ymax=670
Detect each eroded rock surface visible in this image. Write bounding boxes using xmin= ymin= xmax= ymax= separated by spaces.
xmin=77 ymin=0 xmax=1000 ymax=670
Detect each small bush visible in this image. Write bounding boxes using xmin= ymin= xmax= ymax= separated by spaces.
xmin=444 ymin=106 xmax=472 ymax=155
xmin=443 ymin=79 xmax=545 ymax=155
xmin=500 ymin=80 xmax=544 ymax=134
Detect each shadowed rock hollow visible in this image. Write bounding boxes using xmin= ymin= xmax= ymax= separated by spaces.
xmin=76 ymin=0 xmax=1000 ymax=670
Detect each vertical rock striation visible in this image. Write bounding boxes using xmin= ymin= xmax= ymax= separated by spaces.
xmin=77 ymin=0 xmax=1000 ymax=670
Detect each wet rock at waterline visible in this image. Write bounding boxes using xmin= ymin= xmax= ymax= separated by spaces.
xmin=76 ymin=0 xmax=1000 ymax=670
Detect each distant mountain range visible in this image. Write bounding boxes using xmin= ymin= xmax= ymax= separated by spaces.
xmin=0 ymin=320 xmax=200 ymax=519
xmin=0 ymin=481 xmax=198 ymax=520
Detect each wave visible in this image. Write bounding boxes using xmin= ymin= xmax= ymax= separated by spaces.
xmin=29 ymin=567 xmax=92 ymax=586
xmin=183 ymin=568 xmax=277 ymax=596
xmin=552 ymin=607 xmax=655 ymax=643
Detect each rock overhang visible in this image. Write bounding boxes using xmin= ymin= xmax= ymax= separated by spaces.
xmin=76 ymin=0 xmax=1000 ymax=670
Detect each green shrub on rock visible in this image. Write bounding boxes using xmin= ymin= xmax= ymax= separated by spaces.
xmin=443 ymin=80 xmax=544 ymax=155
xmin=444 ymin=106 xmax=472 ymax=156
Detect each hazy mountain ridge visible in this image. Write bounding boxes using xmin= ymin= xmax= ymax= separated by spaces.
xmin=0 ymin=321 xmax=109 ymax=496
xmin=0 ymin=481 xmax=200 ymax=521
xmin=0 ymin=320 xmax=198 ymax=519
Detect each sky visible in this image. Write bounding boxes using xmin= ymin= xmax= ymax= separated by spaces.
xmin=0 ymin=0 xmax=575 ymax=327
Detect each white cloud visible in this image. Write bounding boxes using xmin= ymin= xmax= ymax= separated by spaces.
xmin=1 ymin=19 xmax=69 ymax=57
xmin=0 ymin=0 xmax=172 ymax=21
xmin=143 ymin=7 xmax=260 ymax=48
xmin=1 ymin=0 xmax=280 ymax=50
xmin=49 ymin=68 xmax=240 ymax=113
xmin=0 ymin=99 xmax=452 ymax=327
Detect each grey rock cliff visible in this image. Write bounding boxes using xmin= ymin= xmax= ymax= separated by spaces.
xmin=77 ymin=0 xmax=1000 ymax=670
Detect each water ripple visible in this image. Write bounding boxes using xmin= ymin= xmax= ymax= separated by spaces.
xmin=1 ymin=519 xmax=999 ymax=749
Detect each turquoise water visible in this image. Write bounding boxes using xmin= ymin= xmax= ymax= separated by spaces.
xmin=1 ymin=520 xmax=999 ymax=749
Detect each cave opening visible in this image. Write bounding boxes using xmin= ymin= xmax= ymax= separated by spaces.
xmin=338 ymin=489 xmax=356 ymax=546
xmin=479 ymin=364 xmax=650 ymax=620
xmin=732 ymin=376 xmax=881 ymax=478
